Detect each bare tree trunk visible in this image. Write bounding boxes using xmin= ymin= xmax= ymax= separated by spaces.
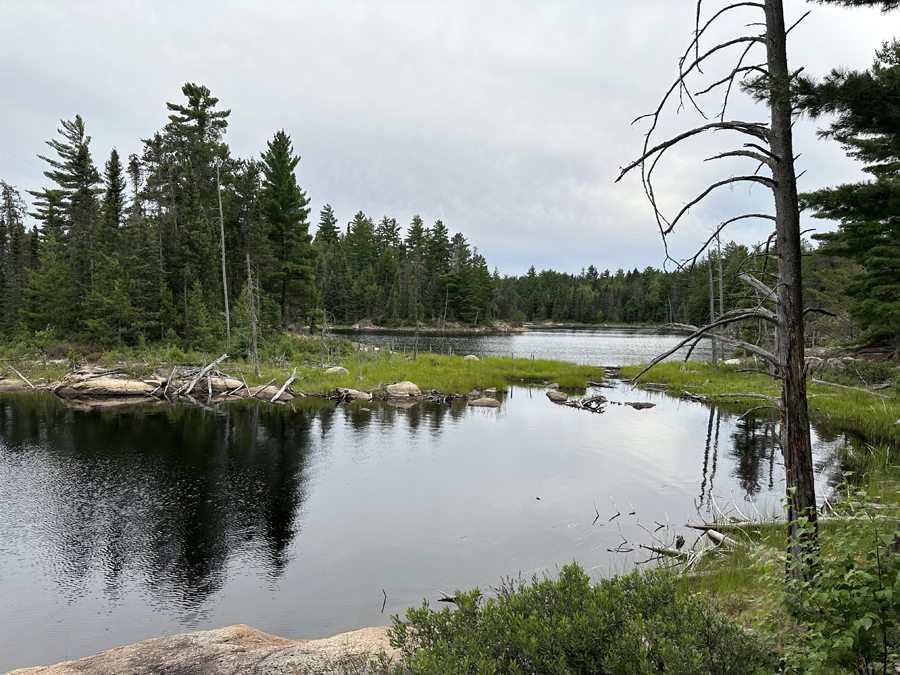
xmin=765 ymin=0 xmax=817 ymax=577
xmin=717 ymin=236 xmax=725 ymax=358
xmin=708 ymin=255 xmax=717 ymax=373
xmin=216 ymin=163 xmax=230 ymax=350
xmin=246 ymin=253 xmax=260 ymax=378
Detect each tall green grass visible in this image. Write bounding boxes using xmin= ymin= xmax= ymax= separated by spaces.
xmin=620 ymin=360 xmax=900 ymax=447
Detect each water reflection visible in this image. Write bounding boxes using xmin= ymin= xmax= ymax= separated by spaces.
xmin=0 ymin=395 xmax=319 ymax=611
xmin=728 ymin=413 xmax=780 ymax=499
xmin=0 ymin=385 xmax=848 ymax=672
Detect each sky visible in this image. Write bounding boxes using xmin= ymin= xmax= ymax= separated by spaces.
xmin=1 ymin=1 xmax=897 ymax=277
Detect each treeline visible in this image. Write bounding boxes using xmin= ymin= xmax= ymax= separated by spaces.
xmin=0 ymin=81 xmax=873 ymax=354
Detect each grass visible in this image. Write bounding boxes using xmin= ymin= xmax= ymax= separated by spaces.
xmin=0 ymin=332 xmax=602 ymax=397
xmin=240 ymin=352 xmax=601 ymax=396
xmin=620 ymin=360 xmax=900 ymax=447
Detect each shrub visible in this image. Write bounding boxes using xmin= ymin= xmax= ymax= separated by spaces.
xmin=760 ymin=490 xmax=900 ymax=674
xmin=369 ymin=563 xmax=774 ymax=674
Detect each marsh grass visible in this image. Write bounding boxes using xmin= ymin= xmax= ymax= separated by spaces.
xmin=240 ymin=353 xmax=601 ymax=395
xmin=621 ymin=360 xmax=900 ymax=447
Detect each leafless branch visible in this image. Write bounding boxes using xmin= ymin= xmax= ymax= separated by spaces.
xmin=665 ymin=175 xmax=775 ymax=235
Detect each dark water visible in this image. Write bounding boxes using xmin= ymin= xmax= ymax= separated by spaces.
xmin=0 ymin=330 xmax=845 ymax=672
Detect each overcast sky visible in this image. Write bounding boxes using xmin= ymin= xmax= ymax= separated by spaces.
xmin=1 ymin=1 xmax=897 ymax=276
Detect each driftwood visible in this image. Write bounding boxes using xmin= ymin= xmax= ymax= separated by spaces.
xmin=271 ymin=370 xmax=297 ymax=403
xmin=176 ymin=354 xmax=228 ymax=397
xmin=8 ymin=364 xmax=34 ymax=390
xmin=704 ymin=529 xmax=747 ymax=549
xmin=563 ymin=394 xmax=607 ymax=413
xmin=639 ymin=543 xmax=688 ymax=558
xmin=437 ymin=591 xmax=457 ymax=604
xmin=250 ymin=378 xmax=277 ymax=400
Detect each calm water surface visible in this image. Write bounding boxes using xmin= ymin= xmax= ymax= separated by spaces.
xmin=335 ymin=325 xmax=713 ymax=365
xmin=0 ymin=329 xmax=844 ymax=672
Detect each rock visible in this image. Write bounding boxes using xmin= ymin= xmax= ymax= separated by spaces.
xmin=624 ymin=401 xmax=656 ymax=410
xmin=325 ymin=366 xmax=350 ymax=375
xmin=463 ymin=354 xmax=479 ymax=361
xmin=0 ymin=378 xmax=30 ymax=392
xmin=546 ymin=391 xmax=568 ymax=402
xmin=484 ymin=387 xmax=498 ymax=393
xmin=335 ymin=387 xmax=371 ymax=401
xmin=547 ymin=382 xmax=560 ymax=389
xmin=386 ymin=381 xmax=421 ymax=397
xmin=723 ymin=358 xmax=742 ymax=365
xmin=63 ymin=376 xmax=156 ymax=399
xmin=210 ymin=377 xmax=243 ymax=393
xmin=5 ymin=624 xmax=397 ymax=675
xmin=468 ymin=397 xmax=501 ymax=407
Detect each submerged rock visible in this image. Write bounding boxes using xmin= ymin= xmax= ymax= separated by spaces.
xmin=468 ymin=397 xmax=501 ymax=407
xmin=546 ymin=391 xmax=568 ymax=402
xmin=624 ymin=401 xmax=656 ymax=410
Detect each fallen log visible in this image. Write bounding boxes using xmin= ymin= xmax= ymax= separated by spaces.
xmin=639 ymin=543 xmax=688 ymax=558
xmin=272 ymin=370 xmax=297 ymax=403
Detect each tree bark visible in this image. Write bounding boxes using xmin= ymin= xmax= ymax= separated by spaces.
xmin=216 ymin=163 xmax=230 ymax=350
xmin=765 ymin=0 xmax=817 ymax=578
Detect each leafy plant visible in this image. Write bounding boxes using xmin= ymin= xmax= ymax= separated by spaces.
xmin=759 ymin=490 xmax=900 ymax=674
xmin=368 ymin=563 xmax=774 ymax=674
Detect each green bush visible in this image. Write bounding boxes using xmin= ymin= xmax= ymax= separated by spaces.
xmin=760 ymin=490 xmax=900 ymax=674
xmin=369 ymin=563 xmax=774 ymax=674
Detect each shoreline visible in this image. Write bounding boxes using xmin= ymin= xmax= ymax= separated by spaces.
xmin=3 ymin=624 xmax=399 ymax=675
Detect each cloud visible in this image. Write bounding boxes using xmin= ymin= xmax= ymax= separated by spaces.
xmin=1 ymin=1 xmax=896 ymax=274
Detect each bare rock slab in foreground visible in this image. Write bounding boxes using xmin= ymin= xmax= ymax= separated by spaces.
xmin=5 ymin=624 xmax=397 ymax=675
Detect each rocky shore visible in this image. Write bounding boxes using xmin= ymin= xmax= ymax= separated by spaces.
xmin=0 ymin=358 xmax=506 ymax=410
xmin=4 ymin=624 xmax=398 ymax=675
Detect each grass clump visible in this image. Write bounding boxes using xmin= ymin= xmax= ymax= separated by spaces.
xmin=368 ymin=563 xmax=774 ymax=674
xmin=290 ymin=353 xmax=600 ymax=395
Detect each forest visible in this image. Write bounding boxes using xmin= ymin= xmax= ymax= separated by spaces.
xmin=0 ymin=47 xmax=896 ymax=355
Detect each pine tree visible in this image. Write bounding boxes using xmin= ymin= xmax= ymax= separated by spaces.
xmin=314 ymin=204 xmax=340 ymax=245
xmin=99 ymin=148 xmax=126 ymax=257
xmin=800 ymin=39 xmax=900 ymax=347
xmin=260 ymin=130 xmax=316 ymax=326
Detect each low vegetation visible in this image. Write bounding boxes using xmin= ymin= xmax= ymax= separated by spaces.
xmin=0 ymin=331 xmax=601 ymax=396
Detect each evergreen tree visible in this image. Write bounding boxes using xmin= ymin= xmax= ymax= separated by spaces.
xmin=314 ymin=204 xmax=340 ymax=245
xmin=99 ymin=148 xmax=126 ymax=257
xmin=260 ymin=130 xmax=316 ymax=326
xmin=801 ymin=39 xmax=900 ymax=346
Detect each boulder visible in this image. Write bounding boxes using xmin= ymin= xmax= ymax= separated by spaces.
xmin=463 ymin=354 xmax=479 ymax=361
xmin=468 ymin=397 xmax=501 ymax=407
xmin=5 ymin=624 xmax=397 ymax=675
xmin=386 ymin=381 xmax=421 ymax=397
xmin=546 ymin=391 xmax=568 ymax=402
xmin=325 ymin=366 xmax=350 ymax=375
xmin=335 ymin=387 xmax=371 ymax=401
xmin=65 ymin=376 xmax=156 ymax=399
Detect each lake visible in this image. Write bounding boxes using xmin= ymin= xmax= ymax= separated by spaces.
xmin=0 ymin=329 xmax=845 ymax=672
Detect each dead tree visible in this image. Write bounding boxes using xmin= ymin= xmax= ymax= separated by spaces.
xmin=617 ymin=0 xmax=817 ymax=580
